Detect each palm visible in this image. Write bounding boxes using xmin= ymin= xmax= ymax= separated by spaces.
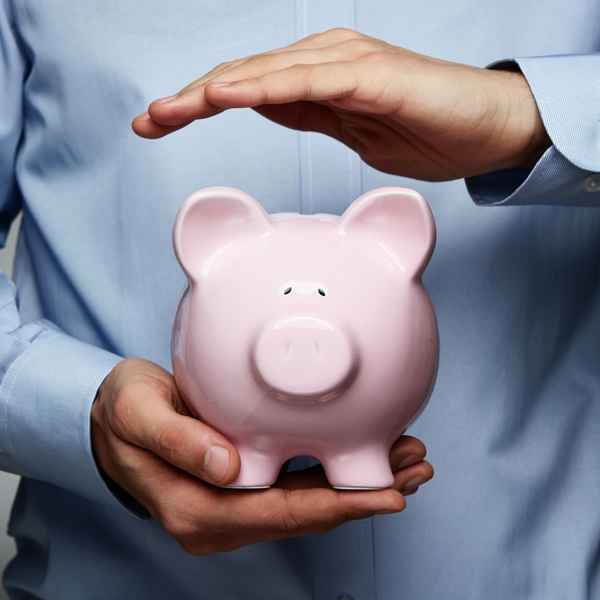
xmin=254 ymin=101 xmax=466 ymax=180
xmin=252 ymin=63 xmax=527 ymax=182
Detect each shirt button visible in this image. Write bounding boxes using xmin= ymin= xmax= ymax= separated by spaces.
xmin=584 ymin=175 xmax=600 ymax=192
xmin=336 ymin=594 xmax=355 ymax=600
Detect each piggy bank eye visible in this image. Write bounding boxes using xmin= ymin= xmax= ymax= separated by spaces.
xmin=318 ymin=288 xmax=326 ymax=297
xmin=283 ymin=287 xmax=292 ymax=295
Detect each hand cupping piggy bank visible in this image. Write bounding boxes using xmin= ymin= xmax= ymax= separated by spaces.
xmin=171 ymin=186 xmax=438 ymax=489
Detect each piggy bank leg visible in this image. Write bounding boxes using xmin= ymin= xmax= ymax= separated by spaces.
xmin=223 ymin=446 xmax=283 ymax=489
xmin=322 ymin=445 xmax=394 ymax=490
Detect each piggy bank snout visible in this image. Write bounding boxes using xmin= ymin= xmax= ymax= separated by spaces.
xmin=252 ymin=317 xmax=356 ymax=400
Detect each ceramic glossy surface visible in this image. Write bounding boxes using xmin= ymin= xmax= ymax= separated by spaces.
xmin=171 ymin=186 xmax=438 ymax=489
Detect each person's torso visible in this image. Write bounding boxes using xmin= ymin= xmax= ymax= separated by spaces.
xmin=5 ymin=1 xmax=600 ymax=599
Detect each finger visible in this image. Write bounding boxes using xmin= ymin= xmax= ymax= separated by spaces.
xmin=197 ymin=41 xmax=369 ymax=88
xmin=137 ymin=30 xmax=376 ymax=139
xmin=389 ymin=435 xmax=427 ymax=471
xmin=222 ymin=480 xmax=406 ymax=543
xmin=206 ymin=61 xmax=359 ymax=112
xmin=168 ymin=30 xmax=358 ymax=97
xmin=107 ymin=379 xmax=240 ymax=485
xmin=148 ymin=50 xmax=361 ymax=127
xmin=171 ymin=31 xmax=349 ymax=97
xmin=153 ymin=28 xmax=366 ymax=104
xmin=393 ymin=460 xmax=434 ymax=495
xmin=131 ymin=112 xmax=192 ymax=139
xmin=156 ymin=466 xmax=404 ymax=553
xmin=137 ymin=59 xmax=244 ymax=138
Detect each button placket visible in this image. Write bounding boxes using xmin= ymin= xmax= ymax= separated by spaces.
xmin=297 ymin=2 xmax=376 ymax=599
xmin=294 ymin=0 xmax=364 ymax=215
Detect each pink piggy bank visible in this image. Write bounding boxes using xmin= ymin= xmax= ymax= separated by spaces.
xmin=171 ymin=186 xmax=438 ymax=489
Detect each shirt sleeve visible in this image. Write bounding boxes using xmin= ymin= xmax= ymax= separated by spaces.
xmin=0 ymin=0 xmax=145 ymax=517
xmin=465 ymin=54 xmax=600 ymax=206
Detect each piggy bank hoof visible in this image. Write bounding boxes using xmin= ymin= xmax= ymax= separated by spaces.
xmin=225 ymin=448 xmax=282 ymax=489
xmin=323 ymin=446 xmax=395 ymax=489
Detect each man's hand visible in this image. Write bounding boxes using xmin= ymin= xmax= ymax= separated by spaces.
xmin=132 ymin=28 xmax=550 ymax=181
xmin=91 ymin=358 xmax=433 ymax=554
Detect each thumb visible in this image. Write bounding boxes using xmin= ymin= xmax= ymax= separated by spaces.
xmin=109 ymin=378 xmax=241 ymax=486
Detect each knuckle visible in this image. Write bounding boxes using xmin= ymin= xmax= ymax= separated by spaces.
xmin=161 ymin=511 xmax=197 ymax=542
xmin=245 ymin=52 xmax=267 ymax=64
xmin=324 ymin=27 xmax=360 ymax=40
xmin=423 ymin=461 xmax=435 ymax=479
xmin=278 ymin=490 xmax=303 ymax=534
xmin=362 ymin=50 xmax=391 ymax=64
xmin=340 ymin=38 xmax=378 ymax=56
xmin=138 ymin=375 xmax=172 ymax=401
xmin=107 ymin=388 xmax=136 ymax=438
xmin=334 ymin=494 xmax=365 ymax=523
xmin=403 ymin=434 xmax=426 ymax=450
xmin=341 ymin=505 xmax=366 ymax=523
xmin=418 ymin=443 xmax=428 ymax=459
xmin=155 ymin=423 xmax=184 ymax=460
xmin=300 ymin=31 xmax=321 ymax=43
xmin=112 ymin=442 xmax=144 ymax=475
xmin=109 ymin=378 xmax=173 ymax=439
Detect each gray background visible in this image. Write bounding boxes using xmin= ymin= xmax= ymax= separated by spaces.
xmin=0 ymin=217 xmax=24 ymax=599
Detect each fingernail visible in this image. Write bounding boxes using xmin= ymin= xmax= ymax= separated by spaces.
xmin=203 ymin=445 xmax=230 ymax=483
xmin=394 ymin=454 xmax=419 ymax=470
xmin=209 ymin=81 xmax=232 ymax=88
xmin=402 ymin=485 xmax=419 ymax=495
xmin=154 ymin=95 xmax=177 ymax=104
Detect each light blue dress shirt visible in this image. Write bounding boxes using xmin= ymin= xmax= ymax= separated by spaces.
xmin=1 ymin=1 xmax=599 ymax=599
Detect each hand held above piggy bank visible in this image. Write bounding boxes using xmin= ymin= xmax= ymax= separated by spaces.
xmin=171 ymin=186 xmax=438 ymax=489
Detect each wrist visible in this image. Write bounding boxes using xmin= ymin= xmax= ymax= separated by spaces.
xmin=486 ymin=69 xmax=551 ymax=172
xmin=89 ymin=360 xmax=152 ymax=519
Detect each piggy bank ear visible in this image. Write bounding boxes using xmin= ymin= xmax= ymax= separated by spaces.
xmin=173 ymin=187 xmax=271 ymax=280
xmin=339 ymin=187 xmax=435 ymax=278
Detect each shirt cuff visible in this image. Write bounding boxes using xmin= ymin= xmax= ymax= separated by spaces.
xmin=0 ymin=328 xmax=147 ymax=518
xmin=513 ymin=54 xmax=600 ymax=172
xmin=465 ymin=145 xmax=600 ymax=206
xmin=465 ymin=54 xmax=600 ymax=206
